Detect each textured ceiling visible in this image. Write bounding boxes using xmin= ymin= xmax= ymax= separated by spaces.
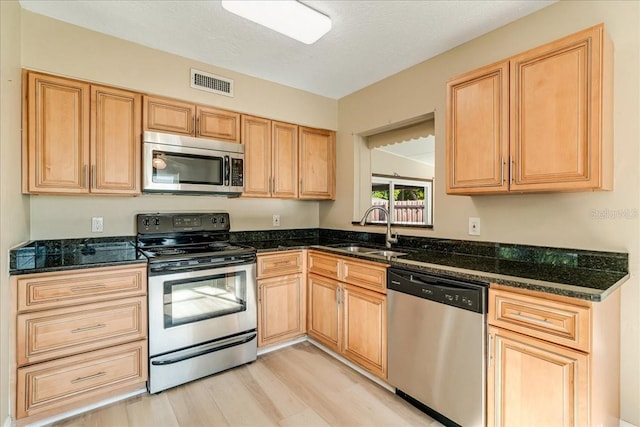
xmin=19 ymin=0 xmax=556 ymax=99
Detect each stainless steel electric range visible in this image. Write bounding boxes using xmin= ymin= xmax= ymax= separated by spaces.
xmin=136 ymin=212 xmax=257 ymax=393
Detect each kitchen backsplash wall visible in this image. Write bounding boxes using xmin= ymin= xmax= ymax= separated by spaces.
xmin=29 ymin=195 xmax=320 ymax=239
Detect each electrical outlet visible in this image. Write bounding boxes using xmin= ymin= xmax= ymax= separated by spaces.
xmin=273 ymin=214 xmax=281 ymax=227
xmin=468 ymin=217 xmax=480 ymax=236
xmin=91 ymin=217 xmax=104 ymax=233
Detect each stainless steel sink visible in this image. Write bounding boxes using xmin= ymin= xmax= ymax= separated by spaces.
xmin=366 ymin=250 xmax=408 ymax=258
xmin=332 ymin=245 xmax=408 ymax=258
xmin=338 ymin=245 xmax=379 ymax=253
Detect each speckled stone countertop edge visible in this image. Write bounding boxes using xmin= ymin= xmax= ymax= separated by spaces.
xmin=9 ymin=258 xmax=148 ymax=276
xmin=255 ymin=244 xmax=628 ymax=302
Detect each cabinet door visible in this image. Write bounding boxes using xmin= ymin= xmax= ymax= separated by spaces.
xmin=446 ymin=61 xmax=509 ymax=194
xmin=272 ymin=121 xmax=298 ymax=198
xmin=298 ymin=127 xmax=335 ymax=200
xmin=342 ymin=284 xmax=387 ymax=378
xmin=143 ymin=95 xmax=195 ymax=136
xmin=307 ymin=274 xmax=341 ymax=353
xmin=24 ymin=71 xmax=90 ymax=194
xmin=91 ymin=85 xmax=141 ymax=194
xmin=197 ymin=106 xmax=240 ymax=142
xmin=510 ymin=24 xmax=611 ymax=192
xmin=258 ymin=274 xmax=305 ymax=347
xmin=487 ymin=326 xmax=588 ymax=427
xmin=241 ymin=115 xmax=272 ymax=197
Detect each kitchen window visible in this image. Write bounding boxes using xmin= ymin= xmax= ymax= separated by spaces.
xmin=370 ymin=174 xmax=433 ymax=226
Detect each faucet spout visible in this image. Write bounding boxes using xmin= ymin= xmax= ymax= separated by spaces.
xmin=359 ymin=206 xmax=398 ymax=248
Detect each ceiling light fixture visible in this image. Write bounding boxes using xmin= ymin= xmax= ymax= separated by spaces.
xmin=221 ymin=0 xmax=332 ymax=45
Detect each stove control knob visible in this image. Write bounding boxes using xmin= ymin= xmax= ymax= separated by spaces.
xmin=154 ymin=217 xmax=160 ymax=226
xmin=142 ymin=218 xmax=150 ymax=227
xmin=212 ymin=217 xmax=218 ymax=224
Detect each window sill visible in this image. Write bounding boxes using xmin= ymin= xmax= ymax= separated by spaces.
xmin=351 ymin=221 xmax=433 ymax=229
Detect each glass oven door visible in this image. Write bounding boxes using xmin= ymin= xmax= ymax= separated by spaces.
xmin=148 ymin=262 xmax=257 ymax=357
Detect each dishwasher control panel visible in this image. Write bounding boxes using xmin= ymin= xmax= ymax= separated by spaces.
xmin=387 ymin=268 xmax=487 ymax=313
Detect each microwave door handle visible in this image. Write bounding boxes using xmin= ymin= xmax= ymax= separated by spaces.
xmin=224 ymin=156 xmax=230 ymax=186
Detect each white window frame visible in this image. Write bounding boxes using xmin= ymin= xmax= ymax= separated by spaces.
xmin=370 ymin=175 xmax=433 ymax=226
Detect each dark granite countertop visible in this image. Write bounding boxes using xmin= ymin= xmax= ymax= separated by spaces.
xmin=9 ymin=236 xmax=146 ymax=275
xmin=234 ymin=229 xmax=629 ymax=302
xmin=9 ymin=229 xmax=629 ymax=302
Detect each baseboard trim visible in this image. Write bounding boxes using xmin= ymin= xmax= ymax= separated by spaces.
xmin=621 ymin=420 xmax=638 ymax=427
xmin=257 ymin=336 xmax=307 ymax=356
xmin=23 ymin=388 xmax=146 ymax=427
xmin=3 ymin=415 xmax=13 ymax=427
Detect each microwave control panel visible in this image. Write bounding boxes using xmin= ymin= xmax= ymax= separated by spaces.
xmin=231 ymin=158 xmax=244 ymax=186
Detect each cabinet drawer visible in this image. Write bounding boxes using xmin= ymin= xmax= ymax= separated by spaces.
xmin=489 ymin=287 xmax=591 ymax=352
xmin=308 ymin=251 xmax=340 ymax=280
xmin=17 ymin=296 xmax=147 ymax=366
xmin=257 ymin=251 xmax=303 ymax=278
xmin=342 ymin=259 xmax=387 ymax=293
xmin=16 ymin=340 xmax=147 ymax=419
xmin=16 ymin=265 xmax=146 ymax=312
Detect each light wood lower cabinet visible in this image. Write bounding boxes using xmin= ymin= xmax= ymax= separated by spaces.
xmin=16 ymin=341 xmax=147 ymax=420
xmin=307 ymin=274 xmax=341 ymax=353
xmin=487 ymin=326 xmax=588 ymax=426
xmin=13 ymin=264 xmax=148 ymax=424
xmin=487 ymin=284 xmax=620 ymax=427
xmin=307 ymin=251 xmax=388 ymax=378
xmin=257 ymin=251 xmax=306 ymax=347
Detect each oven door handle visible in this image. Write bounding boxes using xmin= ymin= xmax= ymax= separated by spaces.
xmin=149 ymin=257 xmax=256 ymax=274
xmin=151 ymin=332 xmax=257 ymax=366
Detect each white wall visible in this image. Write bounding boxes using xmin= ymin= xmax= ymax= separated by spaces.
xmin=327 ymin=1 xmax=640 ymax=423
xmin=0 ymin=1 xmax=31 ymax=423
xmin=20 ymin=10 xmax=338 ymax=239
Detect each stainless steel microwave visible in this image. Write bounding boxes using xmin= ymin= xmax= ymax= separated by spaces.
xmin=142 ymin=131 xmax=244 ymax=196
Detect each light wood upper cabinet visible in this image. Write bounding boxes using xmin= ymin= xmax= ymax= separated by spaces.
xmin=91 ymin=85 xmax=141 ymax=194
xmin=272 ymin=121 xmax=299 ymax=198
xmin=242 ymin=116 xmax=298 ymax=199
xmin=299 ymin=126 xmax=335 ymax=200
xmin=487 ymin=284 xmax=621 ymax=427
xmin=23 ymin=71 xmax=141 ymax=195
xmin=143 ymin=95 xmax=195 ymax=136
xmin=23 ymin=72 xmax=90 ymax=194
xmin=446 ymin=61 xmax=509 ymax=194
xmin=446 ymin=24 xmax=612 ymax=195
xmin=143 ymin=95 xmax=240 ymax=142
xmin=197 ymin=105 xmax=240 ymax=141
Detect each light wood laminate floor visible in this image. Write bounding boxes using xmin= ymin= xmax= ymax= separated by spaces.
xmin=46 ymin=342 xmax=441 ymax=427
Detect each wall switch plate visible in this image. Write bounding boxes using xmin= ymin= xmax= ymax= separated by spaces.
xmin=468 ymin=217 xmax=480 ymax=236
xmin=273 ymin=214 xmax=281 ymax=227
xmin=91 ymin=217 xmax=104 ymax=233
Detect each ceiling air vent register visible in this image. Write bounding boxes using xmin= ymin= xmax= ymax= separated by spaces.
xmin=190 ymin=68 xmax=234 ymax=97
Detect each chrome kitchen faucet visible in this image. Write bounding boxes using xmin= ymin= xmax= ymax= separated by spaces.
xmin=359 ymin=206 xmax=398 ymax=248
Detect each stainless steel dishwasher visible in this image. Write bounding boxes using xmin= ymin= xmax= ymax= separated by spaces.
xmin=387 ymin=267 xmax=488 ymax=427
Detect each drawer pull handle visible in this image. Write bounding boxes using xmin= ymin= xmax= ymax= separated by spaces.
xmin=71 ymin=324 xmax=106 ymax=333
xmin=512 ymin=312 xmax=555 ymax=327
xmin=71 ymin=371 xmax=106 ymax=384
xmin=70 ymin=284 xmax=107 ymax=293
